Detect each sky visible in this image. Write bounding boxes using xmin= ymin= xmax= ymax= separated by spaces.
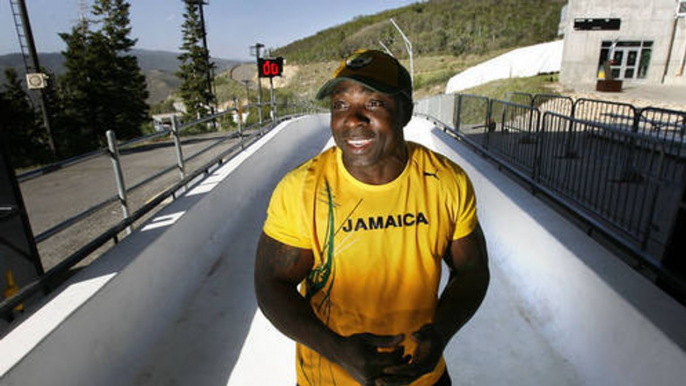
xmin=1 ymin=0 xmax=420 ymax=60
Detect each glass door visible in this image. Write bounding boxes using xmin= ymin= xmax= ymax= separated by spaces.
xmin=599 ymin=41 xmax=653 ymax=80
xmin=612 ymin=48 xmax=639 ymax=79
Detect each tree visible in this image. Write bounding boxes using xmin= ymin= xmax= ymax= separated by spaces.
xmin=177 ymin=1 xmax=215 ymax=122
xmin=58 ymin=0 xmax=148 ymax=154
xmin=92 ymin=0 xmax=149 ymax=139
xmin=58 ymin=19 xmax=101 ymax=153
xmin=0 ymin=68 xmax=49 ymax=167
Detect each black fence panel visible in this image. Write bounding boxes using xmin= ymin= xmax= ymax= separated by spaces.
xmin=637 ymin=108 xmax=686 ymax=179
xmin=426 ymin=92 xmax=686 ymax=303
xmin=538 ymin=112 xmax=664 ymax=246
xmin=573 ymin=98 xmax=638 ymax=130
xmin=533 ymin=94 xmax=574 ymax=117
xmin=486 ymin=99 xmax=541 ymax=175
xmin=505 ymin=92 xmax=533 ymax=106
xmin=454 ymin=94 xmax=491 ymax=152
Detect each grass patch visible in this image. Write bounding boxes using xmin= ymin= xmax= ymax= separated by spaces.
xmin=460 ymin=73 xmax=560 ymax=100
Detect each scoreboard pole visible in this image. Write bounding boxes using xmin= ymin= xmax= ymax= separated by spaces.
xmin=256 ymin=57 xmax=284 ymax=122
xmin=269 ymin=76 xmax=276 ymax=120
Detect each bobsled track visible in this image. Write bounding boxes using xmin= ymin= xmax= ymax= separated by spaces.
xmin=2 ymin=114 xmax=686 ymax=386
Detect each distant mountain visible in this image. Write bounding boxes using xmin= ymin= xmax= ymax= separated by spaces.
xmin=0 ymin=49 xmax=243 ymax=104
xmin=0 ymin=52 xmax=66 ymax=76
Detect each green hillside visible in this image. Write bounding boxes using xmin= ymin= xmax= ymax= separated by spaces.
xmin=273 ymin=0 xmax=566 ymax=63
xmin=213 ymin=0 xmax=566 ymax=105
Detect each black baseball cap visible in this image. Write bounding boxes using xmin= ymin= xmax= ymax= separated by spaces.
xmin=316 ymin=49 xmax=412 ymax=101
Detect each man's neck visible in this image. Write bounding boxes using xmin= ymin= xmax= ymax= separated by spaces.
xmin=343 ymin=144 xmax=409 ymax=185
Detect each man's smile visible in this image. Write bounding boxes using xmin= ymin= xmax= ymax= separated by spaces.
xmin=346 ymin=137 xmax=374 ymax=149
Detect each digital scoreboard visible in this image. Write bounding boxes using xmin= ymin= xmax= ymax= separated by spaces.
xmin=258 ymin=57 xmax=284 ymax=78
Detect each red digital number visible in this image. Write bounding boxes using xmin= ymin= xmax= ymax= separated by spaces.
xmin=258 ymin=57 xmax=283 ymax=78
xmin=262 ymin=61 xmax=278 ymax=76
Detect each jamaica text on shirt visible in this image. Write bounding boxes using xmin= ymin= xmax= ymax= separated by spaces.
xmin=341 ymin=212 xmax=429 ymax=232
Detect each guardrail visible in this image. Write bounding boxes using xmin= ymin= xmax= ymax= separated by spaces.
xmin=1 ymin=100 xmax=323 ymax=320
xmin=415 ymin=92 xmax=686 ymax=300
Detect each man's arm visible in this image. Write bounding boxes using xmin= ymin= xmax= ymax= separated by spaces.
xmin=384 ymin=224 xmax=490 ymax=382
xmin=434 ymin=223 xmax=490 ymax=344
xmin=254 ymin=232 xmax=333 ymax=353
xmin=254 ymin=232 xmax=409 ymax=385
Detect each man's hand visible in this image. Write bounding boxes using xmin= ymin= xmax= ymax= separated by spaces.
xmin=381 ymin=324 xmax=446 ymax=384
xmin=332 ymin=333 xmax=411 ymax=386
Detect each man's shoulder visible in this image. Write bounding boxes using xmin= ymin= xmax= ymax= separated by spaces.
xmin=407 ymin=142 xmax=467 ymax=182
xmin=280 ymin=146 xmax=337 ymax=184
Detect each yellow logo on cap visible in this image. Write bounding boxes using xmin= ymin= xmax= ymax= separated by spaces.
xmin=345 ymin=51 xmax=373 ymax=69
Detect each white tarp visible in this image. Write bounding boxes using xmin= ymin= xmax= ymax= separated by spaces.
xmin=445 ymin=40 xmax=563 ymax=94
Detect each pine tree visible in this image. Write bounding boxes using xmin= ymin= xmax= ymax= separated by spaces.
xmin=0 ymin=68 xmax=49 ymax=167
xmin=58 ymin=19 xmax=102 ymax=153
xmin=58 ymin=0 xmax=148 ymax=154
xmin=92 ymin=0 xmax=149 ymax=139
xmin=177 ymin=1 xmax=215 ymax=122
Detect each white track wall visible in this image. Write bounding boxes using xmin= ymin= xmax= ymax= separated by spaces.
xmin=1 ymin=114 xmax=686 ymax=386
xmin=404 ymin=120 xmax=686 ymax=386
xmin=0 ymin=115 xmax=331 ymax=386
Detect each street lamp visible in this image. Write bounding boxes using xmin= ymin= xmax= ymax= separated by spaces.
xmin=390 ymin=18 xmax=413 ymax=86
xmin=250 ymin=43 xmax=265 ymax=124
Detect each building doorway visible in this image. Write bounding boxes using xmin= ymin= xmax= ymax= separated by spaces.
xmin=598 ymin=41 xmax=653 ymax=80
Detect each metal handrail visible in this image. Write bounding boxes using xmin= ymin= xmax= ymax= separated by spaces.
xmin=17 ymin=129 xmax=174 ymax=183
xmin=2 ymin=100 xmax=311 ymax=319
xmin=33 ymin=131 xmax=244 ymax=243
xmin=0 ymin=114 xmax=293 ymax=318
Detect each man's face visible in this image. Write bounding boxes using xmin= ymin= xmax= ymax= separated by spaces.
xmin=330 ymin=81 xmax=405 ymax=176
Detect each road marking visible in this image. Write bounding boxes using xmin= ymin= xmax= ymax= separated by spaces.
xmin=141 ymin=211 xmax=186 ymax=232
xmin=186 ymin=122 xmax=292 ymax=197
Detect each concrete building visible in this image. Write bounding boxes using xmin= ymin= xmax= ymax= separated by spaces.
xmin=560 ymin=0 xmax=686 ymax=86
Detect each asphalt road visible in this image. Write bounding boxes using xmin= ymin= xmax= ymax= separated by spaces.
xmin=19 ymin=131 xmax=251 ymax=271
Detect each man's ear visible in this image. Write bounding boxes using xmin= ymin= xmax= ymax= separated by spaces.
xmin=396 ymin=95 xmax=414 ymax=128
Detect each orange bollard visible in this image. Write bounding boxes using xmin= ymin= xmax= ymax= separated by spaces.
xmin=3 ymin=270 xmax=24 ymax=312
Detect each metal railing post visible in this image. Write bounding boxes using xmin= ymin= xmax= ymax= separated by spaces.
xmin=235 ymin=98 xmax=243 ymax=137
xmin=454 ymin=94 xmax=463 ymax=132
xmin=532 ymin=110 xmax=543 ymax=183
xmin=270 ymin=77 xmax=277 ymax=121
xmin=171 ymin=116 xmax=186 ymax=180
xmin=106 ymin=130 xmax=131 ymax=235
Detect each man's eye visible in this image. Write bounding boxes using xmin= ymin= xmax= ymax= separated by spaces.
xmin=332 ymin=101 xmax=348 ymax=111
xmin=366 ymin=100 xmax=385 ymax=110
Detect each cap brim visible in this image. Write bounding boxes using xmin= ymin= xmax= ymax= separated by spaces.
xmin=315 ymin=76 xmax=399 ymax=100
xmin=315 ymin=78 xmax=346 ymax=100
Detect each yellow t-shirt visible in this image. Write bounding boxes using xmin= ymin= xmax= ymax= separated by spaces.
xmin=263 ymin=141 xmax=478 ymax=386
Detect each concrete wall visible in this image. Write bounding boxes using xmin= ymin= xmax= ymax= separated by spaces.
xmin=405 ymin=118 xmax=686 ymax=386
xmin=560 ymin=0 xmax=686 ymax=86
xmin=0 ymin=115 xmax=331 ymax=386
xmin=414 ymin=94 xmax=457 ymax=126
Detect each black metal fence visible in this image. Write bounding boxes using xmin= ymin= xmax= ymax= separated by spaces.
xmin=1 ymin=100 xmax=321 ymax=321
xmin=416 ymin=92 xmax=686 ymax=282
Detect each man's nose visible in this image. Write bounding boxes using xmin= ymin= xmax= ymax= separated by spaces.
xmin=344 ymin=105 xmax=370 ymax=126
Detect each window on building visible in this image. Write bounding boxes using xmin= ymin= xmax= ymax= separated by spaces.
xmin=598 ymin=41 xmax=653 ymax=80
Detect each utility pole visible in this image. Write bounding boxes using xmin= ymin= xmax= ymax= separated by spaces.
xmin=10 ymin=0 xmax=56 ymax=156
xmin=390 ymin=18 xmax=414 ymax=86
xmin=243 ymin=80 xmax=251 ymax=105
xmin=378 ymin=40 xmax=393 ymax=57
xmin=251 ymin=43 xmax=265 ymax=125
xmin=184 ymin=1 xmax=215 ymax=114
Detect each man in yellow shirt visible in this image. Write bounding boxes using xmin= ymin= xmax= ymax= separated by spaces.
xmin=255 ymin=49 xmax=489 ymax=386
